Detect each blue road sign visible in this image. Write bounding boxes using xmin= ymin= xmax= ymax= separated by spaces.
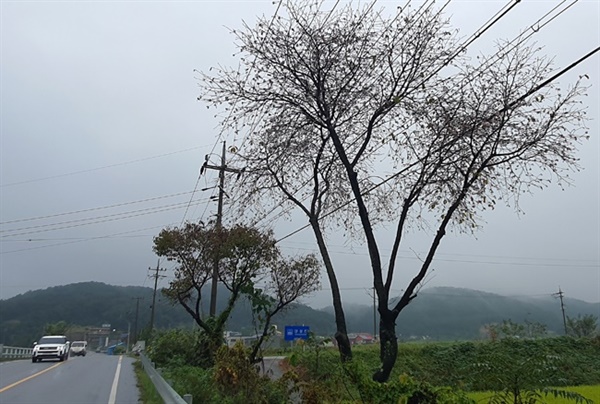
xmin=284 ymin=325 xmax=310 ymax=341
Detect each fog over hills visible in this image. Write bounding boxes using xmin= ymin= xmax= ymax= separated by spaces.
xmin=1 ymin=282 xmax=597 ymax=346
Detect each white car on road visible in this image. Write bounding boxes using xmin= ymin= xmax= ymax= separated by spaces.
xmin=32 ymin=335 xmax=70 ymax=362
xmin=70 ymin=341 xmax=87 ymax=356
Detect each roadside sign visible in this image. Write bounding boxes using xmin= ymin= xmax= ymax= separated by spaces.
xmin=284 ymin=325 xmax=309 ymax=341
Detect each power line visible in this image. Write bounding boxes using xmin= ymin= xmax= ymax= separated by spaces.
xmin=278 ymin=243 xmax=598 ymax=268
xmin=1 ymin=190 xmax=199 ymax=225
xmin=226 ymin=0 xmax=525 ymax=235
xmin=1 ymin=198 xmax=211 ymax=238
xmin=0 ymin=224 xmax=174 ymax=255
xmin=184 ymin=0 xmax=286 ymax=225
xmin=1 ymin=144 xmax=210 ymax=188
xmin=275 ymin=44 xmax=598 ymax=244
xmin=280 ymin=240 xmax=598 ymax=263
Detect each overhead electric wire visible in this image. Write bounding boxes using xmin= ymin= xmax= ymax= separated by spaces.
xmin=182 ymin=0 xmax=286 ymax=226
xmin=439 ymin=0 xmax=580 ymax=104
xmin=280 ymin=240 xmax=599 ymax=263
xmin=275 ymin=43 xmax=599 ymax=243
xmin=1 ymin=198 xmax=210 ymax=238
xmin=0 ymin=144 xmax=210 ymax=188
xmin=180 ymin=173 xmax=207 ymax=225
xmin=225 ymin=0 xmax=522 ymax=234
xmin=445 ymin=0 xmax=523 ymax=64
xmin=278 ymin=244 xmax=599 ymax=268
xmin=335 ymin=0 xmax=578 ymax=179
xmin=250 ymin=1 xmax=578 ymax=242
xmin=0 ymin=223 xmax=176 ymax=255
xmin=1 ymin=190 xmax=199 ymax=225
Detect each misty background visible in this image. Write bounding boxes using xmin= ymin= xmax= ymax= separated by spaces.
xmin=1 ymin=1 xmax=598 ymax=309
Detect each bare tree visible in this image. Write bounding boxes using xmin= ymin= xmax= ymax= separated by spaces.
xmin=198 ymin=1 xmax=589 ymax=382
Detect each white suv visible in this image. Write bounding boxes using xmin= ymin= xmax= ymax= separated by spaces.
xmin=32 ymin=335 xmax=70 ymax=362
xmin=70 ymin=341 xmax=87 ymax=356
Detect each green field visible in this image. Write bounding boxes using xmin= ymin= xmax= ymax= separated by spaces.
xmin=144 ymin=334 xmax=600 ymax=403
xmin=469 ymin=385 xmax=600 ymax=403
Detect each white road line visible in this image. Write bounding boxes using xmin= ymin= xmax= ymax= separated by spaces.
xmin=108 ymin=355 xmax=123 ymax=404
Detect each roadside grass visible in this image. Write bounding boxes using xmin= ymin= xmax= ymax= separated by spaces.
xmin=468 ymin=385 xmax=600 ymax=403
xmin=133 ymin=359 xmax=162 ymax=404
xmin=150 ymin=336 xmax=600 ymax=403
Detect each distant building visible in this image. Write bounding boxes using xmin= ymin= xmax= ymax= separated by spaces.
xmin=347 ymin=333 xmax=375 ymax=345
xmin=224 ymin=329 xmax=282 ymax=349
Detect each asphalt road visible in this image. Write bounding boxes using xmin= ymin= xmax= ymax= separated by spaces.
xmin=0 ymin=353 xmax=140 ymax=404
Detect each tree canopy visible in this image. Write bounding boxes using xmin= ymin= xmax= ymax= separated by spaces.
xmin=153 ymin=222 xmax=320 ymax=364
xmin=198 ymin=0 xmax=590 ymax=381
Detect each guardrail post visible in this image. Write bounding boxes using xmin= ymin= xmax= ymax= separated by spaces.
xmin=183 ymin=394 xmax=193 ymax=404
xmin=0 ymin=344 xmax=4 ymax=359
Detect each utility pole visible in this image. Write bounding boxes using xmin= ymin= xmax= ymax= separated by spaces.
xmin=201 ymin=141 xmax=241 ymax=316
xmin=132 ymin=297 xmax=143 ymax=343
xmin=149 ymin=260 xmax=166 ymax=334
xmin=553 ymin=287 xmax=568 ymax=335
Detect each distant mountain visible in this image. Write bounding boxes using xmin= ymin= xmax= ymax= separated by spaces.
xmin=325 ymin=287 xmax=600 ymax=340
xmin=1 ymin=283 xmax=597 ymax=347
xmin=0 ymin=281 xmax=334 ymax=346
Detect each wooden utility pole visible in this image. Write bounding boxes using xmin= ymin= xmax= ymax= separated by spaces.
xmin=149 ymin=260 xmax=166 ymax=333
xmin=201 ymin=141 xmax=241 ymax=316
xmin=132 ymin=296 xmax=143 ymax=343
xmin=553 ymin=287 xmax=568 ymax=335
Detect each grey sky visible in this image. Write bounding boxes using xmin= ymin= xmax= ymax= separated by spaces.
xmin=1 ymin=1 xmax=598 ymax=308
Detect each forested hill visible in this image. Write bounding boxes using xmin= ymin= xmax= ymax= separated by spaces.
xmin=0 ymin=281 xmax=334 ymax=346
xmin=332 ymin=287 xmax=599 ymax=340
xmin=1 ymin=282 xmax=597 ymax=346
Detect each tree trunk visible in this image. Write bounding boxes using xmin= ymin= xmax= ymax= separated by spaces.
xmin=310 ymin=219 xmax=352 ymax=362
xmin=372 ymin=310 xmax=398 ymax=383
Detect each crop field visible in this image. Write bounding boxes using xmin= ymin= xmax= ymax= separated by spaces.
xmin=147 ymin=332 xmax=600 ymax=403
xmin=468 ymin=385 xmax=600 ymax=403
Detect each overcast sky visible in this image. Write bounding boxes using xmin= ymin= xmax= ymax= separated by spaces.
xmin=1 ymin=1 xmax=598 ymax=310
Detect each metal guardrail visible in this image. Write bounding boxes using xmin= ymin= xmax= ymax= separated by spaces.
xmin=0 ymin=344 xmax=33 ymax=359
xmin=139 ymin=352 xmax=192 ymax=404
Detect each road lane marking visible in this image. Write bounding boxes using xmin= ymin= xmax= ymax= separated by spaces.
xmin=108 ymin=355 xmax=123 ymax=404
xmin=0 ymin=362 xmax=63 ymax=393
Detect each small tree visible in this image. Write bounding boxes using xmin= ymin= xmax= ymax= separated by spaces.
xmin=484 ymin=320 xmax=547 ymax=340
xmin=475 ymin=339 xmax=594 ymax=404
xmin=524 ymin=320 xmax=548 ymax=339
xmin=153 ymin=222 xmax=320 ymax=365
xmin=566 ymin=314 xmax=598 ymax=338
xmin=245 ymin=253 xmax=321 ymax=363
xmin=44 ymin=321 xmax=70 ymax=336
xmin=198 ymin=1 xmax=590 ymax=382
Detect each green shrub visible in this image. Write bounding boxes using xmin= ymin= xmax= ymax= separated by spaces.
xmin=113 ymin=345 xmax=126 ymax=355
xmin=212 ymin=343 xmax=290 ymax=403
xmin=156 ymin=336 xmax=600 ymax=403
xmin=163 ymin=365 xmax=221 ymax=403
xmin=147 ymin=328 xmax=199 ymax=367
